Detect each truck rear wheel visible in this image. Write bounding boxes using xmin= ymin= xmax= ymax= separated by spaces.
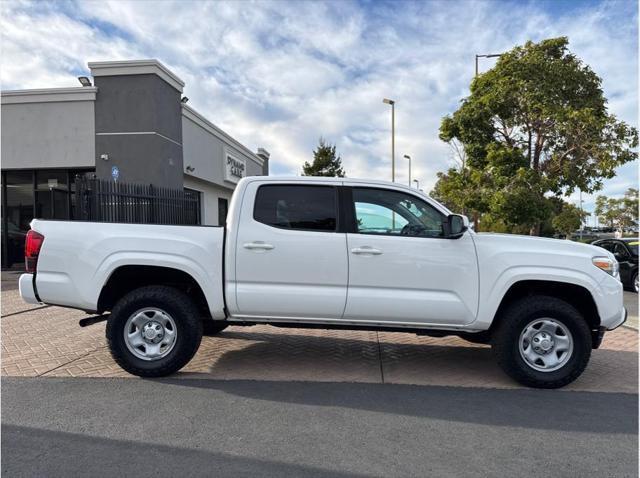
xmin=491 ymin=295 xmax=591 ymax=389
xmin=106 ymin=285 xmax=203 ymax=377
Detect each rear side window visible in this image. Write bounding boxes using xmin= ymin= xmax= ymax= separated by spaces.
xmin=254 ymin=185 xmax=337 ymax=232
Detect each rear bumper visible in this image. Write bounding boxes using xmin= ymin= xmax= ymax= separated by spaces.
xmin=19 ymin=274 xmax=40 ymax=304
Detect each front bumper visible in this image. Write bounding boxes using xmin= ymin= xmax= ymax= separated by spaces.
xmin=607 ymin=307 xmax=628 ymax=331
xmin=592 ymin=308 xmax=627 ymax=349
xmin=19 ymin=273 xmax=40 ymax=304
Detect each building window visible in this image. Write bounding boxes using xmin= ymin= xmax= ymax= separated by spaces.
xmin=218 ymin=198 xmax=228 ymax=226
xmin=1 ymin=168 xmax=93 ymax=268
xmin=253 ymin=185 xmax=337 ymax=232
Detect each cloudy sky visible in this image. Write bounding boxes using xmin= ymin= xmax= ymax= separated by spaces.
xmin=1 ymin=0 xmax=637 ymax=217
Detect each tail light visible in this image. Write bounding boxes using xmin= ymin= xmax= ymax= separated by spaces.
xmin=25 ymin=230 xmax=45 ymax=273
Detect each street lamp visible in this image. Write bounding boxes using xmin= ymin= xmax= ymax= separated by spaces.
xmin=579 ymin=190 xmax=584 ymax=240
xmin=413 ymin=179 xmax=420 ymax=189
xmin=475 ymin=53 xmax=501 ymax=77
xmin=383 ymin=98 xmax=395 ymax=182
xmin=403 ymin=154 xmax=412 ymax=186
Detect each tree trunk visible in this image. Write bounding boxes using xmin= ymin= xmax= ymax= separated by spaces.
xmin=473 ymin=213 xmax=479 ymax=232
xmin=529 ymin=222 xmax=541 ymax=236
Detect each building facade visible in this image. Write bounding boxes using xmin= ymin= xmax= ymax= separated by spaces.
xmin=1 ymin=59 xmax=269 ymax=266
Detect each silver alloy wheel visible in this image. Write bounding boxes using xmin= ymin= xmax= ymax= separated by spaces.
xmin=518 ymin=318 xmax=574 ymax=372
xmin=634 ymin=273 xmax=639 ymax=293
xmin=124 ymin=308 xmax=177 ymax=361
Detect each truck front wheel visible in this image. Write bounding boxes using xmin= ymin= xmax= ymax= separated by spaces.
xmin=106 ymin=285 xmax=203 ymax=377
xmin=491 ymin=296 xmax=592 ymax=389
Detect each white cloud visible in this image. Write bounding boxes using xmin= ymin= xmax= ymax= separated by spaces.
xmin=1 ymin=0 xmax=637 ymax=207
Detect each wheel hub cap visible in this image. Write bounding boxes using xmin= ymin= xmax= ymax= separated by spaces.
xmin=532 ymin=332 xmax=554 ymax=353
xmin=142 ymin=321 xmax=164 ymax=343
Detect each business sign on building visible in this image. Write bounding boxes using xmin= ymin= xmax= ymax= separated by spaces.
xmin=224 ymin=152 xmax=246 ymax=183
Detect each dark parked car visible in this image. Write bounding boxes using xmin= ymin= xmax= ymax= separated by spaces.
xmin=592 ymin=238 xmax=639 ymax=292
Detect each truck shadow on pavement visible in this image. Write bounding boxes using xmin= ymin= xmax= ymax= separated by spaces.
xmin=182 ymin=328 xmax=639 ymax=394
xmin=153 ymin=378 xmax=638 ymax=435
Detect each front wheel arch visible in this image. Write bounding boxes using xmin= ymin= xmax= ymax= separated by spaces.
xmin=490 ymin=280 xmax=600 ymax=345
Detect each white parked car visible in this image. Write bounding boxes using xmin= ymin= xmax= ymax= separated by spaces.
xmin=20 ymin=177 xmax=626 ymax=388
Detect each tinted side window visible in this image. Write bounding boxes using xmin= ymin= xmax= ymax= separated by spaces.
xmin=352 ymin=188 xmax=444 ymax=237
xmin=613 ymin=242 xmax=629 ymax=257
xmin=597 ymin=241 xmax=614 ymax=252
xmin=254 ymin=185 xmax=337 ymax=232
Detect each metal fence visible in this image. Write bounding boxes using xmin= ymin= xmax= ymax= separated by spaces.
xmin=76 ymin=176 xmax=200 ymax=225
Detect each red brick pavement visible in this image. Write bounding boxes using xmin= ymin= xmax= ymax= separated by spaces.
xmin=2 ymin=289 xmax=638 ymax=393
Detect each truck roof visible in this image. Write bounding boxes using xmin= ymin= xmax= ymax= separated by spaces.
xmin=242 ymin=175 xmax=420 ymax=192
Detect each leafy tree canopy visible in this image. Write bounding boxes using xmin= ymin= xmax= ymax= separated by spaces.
xmin=437 ymin=37 xmax=638 ymax=234
xmin=552 ymin=203 xmax=587 ymax=237
xmin=595 ymin=188 xmax=639 ymax=230
xmin=302 ymin=137 xmax=345 ymax=177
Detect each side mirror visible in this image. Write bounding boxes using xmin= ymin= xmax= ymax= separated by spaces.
xmin=443 ymin=214 xmax=468 ymax=239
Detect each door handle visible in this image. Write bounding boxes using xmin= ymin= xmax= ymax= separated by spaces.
xmin=351 ymin=246 xmax=382 ymax=255
xmin=243 ymin=242 xmax=275 ymax=251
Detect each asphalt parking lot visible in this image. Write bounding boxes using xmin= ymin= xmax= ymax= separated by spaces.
xmin=2 ymin=378 xmax=637 ymax=477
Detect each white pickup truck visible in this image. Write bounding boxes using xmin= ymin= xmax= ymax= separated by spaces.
xmin=20 ymin=177 xmax=626 ymax=388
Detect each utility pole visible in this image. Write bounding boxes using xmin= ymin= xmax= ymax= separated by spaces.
xmin=471 ymin=53 xmax=502 ymax=232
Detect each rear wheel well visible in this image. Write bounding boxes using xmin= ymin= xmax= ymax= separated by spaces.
xmin=491 ymin=280 xmax=600 ymax=336
xmin=98 ymin=265 xmax=210 ymax=318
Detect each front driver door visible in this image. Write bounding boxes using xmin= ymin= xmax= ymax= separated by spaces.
xmin=343 ymin=186 xmax=479 ymax=326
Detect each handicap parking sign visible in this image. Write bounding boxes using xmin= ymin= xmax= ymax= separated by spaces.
xmin=111 ymin=166 xmax=120 ymax=182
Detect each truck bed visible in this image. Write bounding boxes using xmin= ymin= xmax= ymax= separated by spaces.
xmin=28 ymin=220 xmax=226 ymax=317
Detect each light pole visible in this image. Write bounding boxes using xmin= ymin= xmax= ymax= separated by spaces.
xmin=383 ymin=98 xmax=395 ymax=182
xmin=475 ymin=53 xmax=501 ymax=77
xmin=413 ymin=179 xmax=419 ymax=189
xmin=579 ymin=190 xmax=584 ymax=240
xmin=403 ymin=154 xmax=411 ymax=186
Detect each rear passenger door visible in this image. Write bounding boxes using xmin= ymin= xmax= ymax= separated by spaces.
xmin=233 ymin=182 xmax=348 ymax=320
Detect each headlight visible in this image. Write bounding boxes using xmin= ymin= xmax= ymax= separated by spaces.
xmin=592 ymin=256 xmax=619 ymax=278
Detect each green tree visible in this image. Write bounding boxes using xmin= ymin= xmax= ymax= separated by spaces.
xmin=594 ymin=195 xmax=617 ymax=228
xmin=302 ymin=138 xmax=345 ymax=177
xmin=595 ymin=188 xmax=639 ymax=230
xmin=620 ymin=188 xmax=639 ymax=230
xmin=438 ymin=37 xmax=638 ymax=235
xmin=552 ymin=203 xmax=587 ymax=238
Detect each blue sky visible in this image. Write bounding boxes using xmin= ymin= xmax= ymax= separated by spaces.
xmin=1 ymin=0 xmax=637 ymax=219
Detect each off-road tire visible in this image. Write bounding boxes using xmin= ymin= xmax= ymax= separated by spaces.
xmin=106 ymin=285 xmax=203 ymax=377
xmin=491 ymin=295 xmax=591 ymax=389
xmin=202 ymin=320 xmax=229 ymax=336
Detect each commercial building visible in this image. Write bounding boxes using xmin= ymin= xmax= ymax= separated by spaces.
xmin=1 ymin=59 xmax=269 ymax=266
